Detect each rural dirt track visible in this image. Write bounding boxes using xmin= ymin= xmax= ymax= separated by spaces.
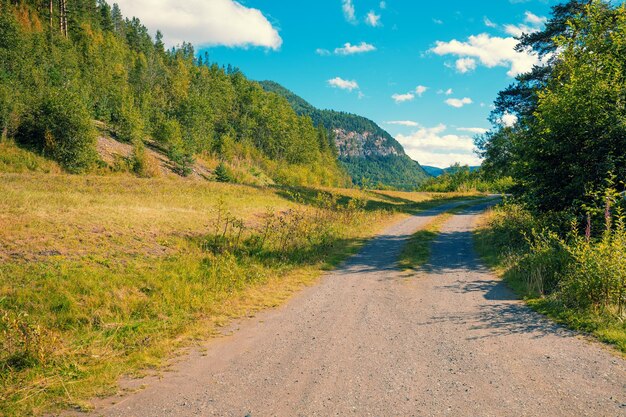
xmin=89 ymin=201 xmax=626 ymax=417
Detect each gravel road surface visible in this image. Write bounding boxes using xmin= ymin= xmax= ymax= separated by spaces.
xmin=89 ymin=202 xmax=626 ymax=417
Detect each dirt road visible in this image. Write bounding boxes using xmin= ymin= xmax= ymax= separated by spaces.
xmin=92 ymin=202 xmax=626 ymax=417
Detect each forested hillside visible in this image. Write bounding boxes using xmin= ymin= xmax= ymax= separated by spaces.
xmin=260 ymin=81 xmax=430 ymax=190
xmin=0 ymin=0 xmax=348 ymax=186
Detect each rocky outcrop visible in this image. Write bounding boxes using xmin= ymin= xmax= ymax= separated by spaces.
xmin=333 ymin=128 xmax=401 ymax=158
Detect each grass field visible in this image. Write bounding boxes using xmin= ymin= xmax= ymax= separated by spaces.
xmin=0 ymin=172 xmax=479 ymax=416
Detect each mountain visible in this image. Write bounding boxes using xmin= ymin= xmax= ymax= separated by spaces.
xmin=259 ymin=81 xmax=429 ymax=190
xmin=422 ymin=165 xmax=482 ymax=177
xmin=422 ymin=166 xmax=445 ymax=177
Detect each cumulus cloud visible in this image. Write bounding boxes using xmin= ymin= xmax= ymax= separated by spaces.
xmin=328 ymin=77 xmax=359 ymax=91
xmin=415 ymin=85 xmax=429 ymax=97
xmin=379 ymin=1 xmax=387 ymax=9
xmin=115 ymin=0 xmax=281 ymax=49
xmin=457 ymin=127 xmax=488 ymax=134
xmin=386 ymin=120 xmax=420 ymax=127
xmin=366 ymin=11 xmax=382 ymax=27
xmin=445 ymin=97 xmax=473 ymax=108
xmin=396 ymin=124 xmax=482 ymax=168
xmin=334 ymin=42 xmax=376 ymax=55
xmin=392 ymin=93 xmax=415 ymax=103
xmin=455 ymin=57 xmax=477 ymax=73
xmin=431 ymin=33 xmax=540 ymax=77
xmin=342 ymin=0 xmax=356 ymax=23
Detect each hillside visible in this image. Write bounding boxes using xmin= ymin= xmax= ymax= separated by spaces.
xmin=260 ymin=81 xmax=430 ymax=190
xmin=0 ymin=1 xmax=347 ymax=187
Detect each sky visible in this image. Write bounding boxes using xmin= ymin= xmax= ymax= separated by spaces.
xmin=114 ymin=0 xmax=565 ymax=168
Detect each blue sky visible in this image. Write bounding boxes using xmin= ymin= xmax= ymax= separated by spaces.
xmin=116 ymin=0 xmax=564 ymax=168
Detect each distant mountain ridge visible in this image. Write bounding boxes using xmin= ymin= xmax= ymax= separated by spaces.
xmin=259 ymin=81 xmax=430 ymax=190
xmin=423 ymin=165 xmax=482 ymax=177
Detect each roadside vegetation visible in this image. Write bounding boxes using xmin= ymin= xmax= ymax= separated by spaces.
xmin=473 ymin=0 xmax=626 ymax=353
xmin=419 ymin=164 xmax=513 ymax=193
xmin=475 ymin=197 xmax=626 ymax=353
xmin=0 ymin=173 xmax=476 ymax=416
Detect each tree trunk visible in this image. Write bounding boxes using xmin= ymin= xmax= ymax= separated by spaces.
xmin=49 ymin=0 xmax=53 ymax=31
xmin=59 ymin=0 xmax=68 ymax=37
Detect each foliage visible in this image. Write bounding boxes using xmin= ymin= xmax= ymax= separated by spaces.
xmin=341 ymin=155 xmax=429 ymax=191
xmin=478 ymin=1 xmax=626 ymax=213
xmin=214 ymin=162 xmax=232 ymax=183
xmin=420 ymin=164 xmax=513 ymax=193
xmin=0 ymin=1 xmax=346 ymax=185
xmin=15 ymin=90 xmax=97 ymax=173
xmin=475 ymin=199 xmax=626 ymax=352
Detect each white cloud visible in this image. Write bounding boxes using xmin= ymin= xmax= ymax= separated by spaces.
xmin=328 ymin=77 xmax=359 ymax=91
xmin=431 ymin=33 xmax=540 ymax=77
xmin=501 ymin=112 xmax=518 ymax=127
xmin=445 ymin=88 xmax=453 ymax=95
xmin=433 ymin=18 xmax=443 ymax=25
xmin=457 ymin=127 xmax=488 ymax=134
xmin=396 ymin=124 xmax=482 ymax=168
xmin=455 ymin=57 xmax=477 ymax=73
xmin=334 ymin=42 xmax=376 ymax=55
xmin=316 ymin=48 xmax=331 ymax=56
xmin=445 ymin=97 xmax=473 ymax=108
xmin=379 ymin=1 xmax=387 ymax=9
xmin=415 ymin=85 xmax=429 ymax=97
xmin=386 ymin=120 xmax=420 ymax=127
xmin=484 ymin=17 xmax=498 ymax=28
xmin=343 ymin=0 xmax=356 ymax=23
xmin=524 ymin=12 xmax=547 ymax=27
xmin=115 ymin=0 xmax=281 ymax=49
xmin=392 ymin=93 xmax=415 ymax=103
xmin=366 ymin=11 xmax=382 ymax=27
xmin=504 ymin=11 xmax=547 ymax=37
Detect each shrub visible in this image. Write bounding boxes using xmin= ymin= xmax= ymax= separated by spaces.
xmin=131 ymin=141 xmax=161 ymax=178
xmin=16 ymin=90 xmax=96 ymax=173
xmin=214 ymin=162 xmax=232 ymax=183
xmin=560 ymin=216 xmax=626 ymax=314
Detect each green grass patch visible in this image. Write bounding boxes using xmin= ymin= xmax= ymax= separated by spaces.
xmin=398 ymin=213 xmax=452 ymax=270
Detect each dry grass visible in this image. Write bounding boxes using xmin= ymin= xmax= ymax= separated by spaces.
xmin=0 ymin=172 xmax=482 ymax=416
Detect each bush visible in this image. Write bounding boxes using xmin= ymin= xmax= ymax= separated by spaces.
xmin=560 ymin=217 xmax=626 ymax=313
xmin=16 ymin=90 xmax=96 ymax=173
xmin=214 ymin=162 xmax=232 ymax=183
xmin=131 ymin=141 xmax=161 ymax=178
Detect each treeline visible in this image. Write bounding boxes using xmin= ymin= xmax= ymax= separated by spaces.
xmin=0 ymin=0 xmax=347 ymax=185
xmin=477 ymin=0 xmax=626 ymax=344
xmin=419 ymin=164 xmax=513 ymax=193
xmin=479 ymin=0 xmax=626 ymax=214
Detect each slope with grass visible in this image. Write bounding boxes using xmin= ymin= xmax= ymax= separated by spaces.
xmin=0 ymin=172 xmax=476 ymax=416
